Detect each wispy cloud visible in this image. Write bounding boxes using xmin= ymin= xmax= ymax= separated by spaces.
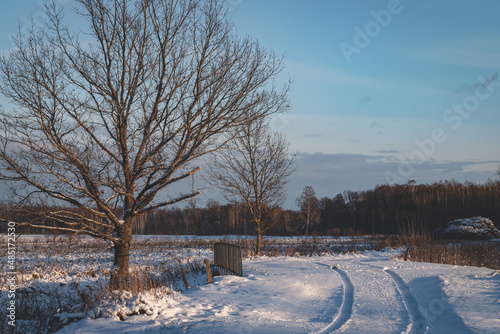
xmin=395 ymin=35 xmax=500 ymax=68
xmin=286 ymin=61 xmax=378 ymax=87
xmin=286 ymin=60 xmax=451 ymax=97
xmin=305 ymin=133 xmax=323 ymax=138
xmin=376 ymin=150 xmax=400 ymax=154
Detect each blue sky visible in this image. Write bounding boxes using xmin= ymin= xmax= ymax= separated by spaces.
xmin=1 ymin=0 xmax=499 ymax=209
xmin=227 ymin=0 xmax=500 ymax=207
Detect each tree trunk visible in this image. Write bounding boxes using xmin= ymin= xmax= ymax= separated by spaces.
xmin=110 ymin=223 xmax=133 ymax=290
xmin=255 ymin=220 xmax=262 ymax=256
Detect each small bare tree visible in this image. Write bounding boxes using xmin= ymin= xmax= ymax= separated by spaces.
xmin=206 ymin=118 xmax=296 ymax=255
xmin=0 ymin=0 xmax=288 ymax=287
xmin=296 ymin=186 xmax=319 ymax=236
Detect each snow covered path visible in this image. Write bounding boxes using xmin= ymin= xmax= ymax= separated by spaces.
xmin=58 ymin=250 xmax=500 ymax=334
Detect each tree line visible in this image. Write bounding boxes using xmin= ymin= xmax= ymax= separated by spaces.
xmin=4 ymin=179 xmax=499 ymax=237
xmin=317 ymin=179 xmax=500 ymax=236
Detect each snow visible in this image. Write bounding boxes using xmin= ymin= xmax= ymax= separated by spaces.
xmin=438 ymin=216 xmax=500 ymax=239
xmin=54 ymin=249 xmax=500 ymax=334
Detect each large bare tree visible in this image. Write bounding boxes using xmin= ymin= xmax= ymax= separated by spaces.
xmin=206 ymin=118 xmax=296 ymax=255
xmin=0 ymin=0 xmax=289 ymax=287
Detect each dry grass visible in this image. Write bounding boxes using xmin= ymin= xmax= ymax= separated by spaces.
xmin=405 ymin=240 xmax=500 ymax=269
xmin=397 ymin=223 xmax=500 ymax=269
xmin=0 ymin=235 xmax=208 ymax=334
xmin=214 ymin=235 xmax=403 ymax=257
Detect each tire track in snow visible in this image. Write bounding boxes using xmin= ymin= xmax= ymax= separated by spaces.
xmin=315 ymin=266 xmax=354 ymax=333
xmin=355 ymin=261 xmax=427 ymax=333
xmin=383 ymin=269 xmax=427 ymax=334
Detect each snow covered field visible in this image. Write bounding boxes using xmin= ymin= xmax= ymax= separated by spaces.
xmin=55 ymin=249 xmax=500 ymax=334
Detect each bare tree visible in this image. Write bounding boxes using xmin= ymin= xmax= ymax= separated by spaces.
xmin=296 ymin=186 xmax=319 ymax=236
xmin=0 ymin=0 xmax=289 ymax=287
xmin=206 ymin=118 xmax=296 ymax=255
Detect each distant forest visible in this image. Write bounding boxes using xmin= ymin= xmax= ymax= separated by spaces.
xmin=3 ymin=180 xmax=500 ymax=237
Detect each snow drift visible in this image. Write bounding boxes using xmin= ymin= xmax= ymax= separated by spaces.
xmin=436 ymin=216 xmax=500 ymax=239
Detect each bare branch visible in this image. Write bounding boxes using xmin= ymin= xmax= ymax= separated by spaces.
xmin=206 ymin=117 xmax=296 ymax=254
xmin=0 ymin=0 xmax=289 ymax=284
